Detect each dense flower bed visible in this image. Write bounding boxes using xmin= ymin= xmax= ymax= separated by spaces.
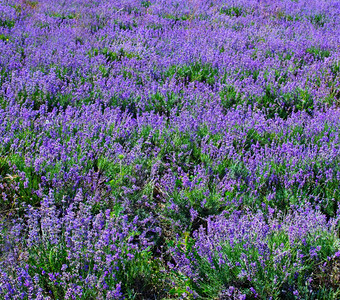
xmin=1 ymin=0 xmax=340 ymax=298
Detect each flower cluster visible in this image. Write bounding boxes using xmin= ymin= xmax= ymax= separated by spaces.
xmin=172 ymin=205 xmax=340 ymax=299
xmin=0 ymin=191 xmax=156 ymax=299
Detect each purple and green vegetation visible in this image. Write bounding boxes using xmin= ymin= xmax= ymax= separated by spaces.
xmin=0 ymin=0 xmax=340 ymax=298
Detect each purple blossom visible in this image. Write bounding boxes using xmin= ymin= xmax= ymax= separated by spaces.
xmin=0 ymin=0 xmax=340 ymax=298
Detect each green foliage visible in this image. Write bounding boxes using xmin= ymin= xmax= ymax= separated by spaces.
xmin=0 ymin=19 xmax=15 ymax=29
xmin=247 ymin=86 xmax=313 ymax=119
xmin=220 ymin=81 xmax=314 ymax=119
xmin=163 ymin=13 xmax=191 ymax=21
xmin=306 ymin=47 xmax=331 ymax=60
xmin=141 ymin=1 xmax=152 ymax=8
xmin=0 ymin=34 xmax=9 ymax=42
xmin=101 ymin=47 xmax=141 ymax=62
xmin=309 ymin=14 xmax=327 ymax=27
xmin=220 ymin=85 xmax=241 ymax=110
xmin=278 ymin=13 xmax=301 ymax=22
xmin=146 ymin=23 xmax=163 ymax=30
xmin=146 ymin=91 xmax=182 ymax=116
xmin=49 ymin=12 xmax=76 ymax=20
xmin=220 ymin=6 xmax=245 ymax=17
xmin=163 ymin=62 xmax=218 ymax=86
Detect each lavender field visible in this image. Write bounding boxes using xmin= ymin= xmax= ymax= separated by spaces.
xmin=0 ymin=0 xmax=340 ymax=299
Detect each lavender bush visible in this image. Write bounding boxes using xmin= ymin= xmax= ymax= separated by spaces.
xmin=0 ymin=0 xmax=340 ymax=298
xmin=0 ymin=192 xmax=164 ymax=299
xmin=171 ymin=205 xmax=340 ymax=299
